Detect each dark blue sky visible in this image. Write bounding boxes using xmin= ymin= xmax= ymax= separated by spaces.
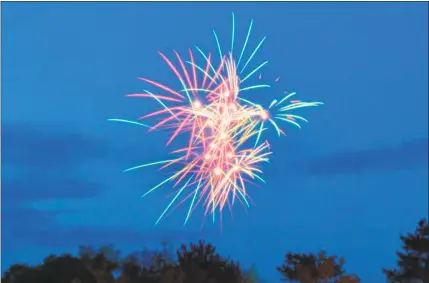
xmin=2 ymin=2 xmax=428 ymax=282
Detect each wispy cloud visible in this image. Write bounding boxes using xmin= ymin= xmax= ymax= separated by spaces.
xmin=2 ymin=176 xmax=102 ymax=244
xmin=7 ymin=224 xmax=208 ymax=249
xmin=2 ymin=177 xmax=101 ymax=204
xmin=1 ymin=208 xmax=76 ymax=257
xmin=1 ymin=122 xmax=168 ymax=172
xmin=306 ymin=137 xmax=428 ymax=175
xmin=2 ymin=208 xmax=72 ymax=232
xmin=1 ymin=123 xmax=111 ymax=251
xmin=1 ymin=122 xmax=106 ymax=207
xmin=2 ymin=123 xmax=107 ymax=170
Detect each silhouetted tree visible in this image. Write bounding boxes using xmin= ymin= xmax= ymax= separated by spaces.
xmin=174 ymin=240 xmax=244 ymax=283
xmin=118 ymin=242 xmax=174 ymax=283
xmin=42 ymin=254 xmax=99 ymax=283
xmin=276 ymin=251 xmax=360 ymax=283
xmin=383 ymin=218 xmax=429 ymax=283
xmin=78 ymin=245 xmax=120 ymax=283
xmin=119 ymin=252 xmax=155 ymax=283
xmin=2 ymin=241 xmax=253 ymax=283
xmin=4 ymin=254 xmax=98 ymax=283
xmin=2 ymin=264 xmax=35 ymax=283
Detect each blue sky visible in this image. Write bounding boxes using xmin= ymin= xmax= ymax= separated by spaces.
xmin=1 ymin=2 xmax=428 ymax=282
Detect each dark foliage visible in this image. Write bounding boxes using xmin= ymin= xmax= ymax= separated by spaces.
xmin=175 ymin=240 xmax=243 ymax=283
xmin=4 ymin=219 xmax=427 ymax=283
xmin=276 ymin=251 xmax=360 ymax=283
xmin=384 ymin=218 xmax=429 ymax=283
xmin=2 ymin=241 xmax=248 ymax=283
xmin=3 ymin=255 xmax=98 ymax=283
xmin=2 ymin=264 xmax=35 ymax=283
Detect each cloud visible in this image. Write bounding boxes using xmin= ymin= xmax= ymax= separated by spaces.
xmin=1 ymin=119 xmax=107 ymax=247
xmin=306 ymin=137 xmax=428 ymax=175
xmin=2 ymin=177 xmax=101 ymax=204
xmin=1 ymin=176 xmax=101 ymax=237
xmin=1 ymin=174 xmax=206 ymax=250
xmin=2 ymin=206 xmax=208 ymax=249
xmin=1 ymin=208 xmax=70 ymax=232
xmin=1 ymin=122 xmax=168 ymax=172
xmin=14 ymin=226 xmax=207 ymax=249
xmin=2 ymin=123 xmax=107 ymax=170
xmin=0 ymin=208 xmax=80 ymax=260
xmin=1 ymin=207 xmax=75 ymax=253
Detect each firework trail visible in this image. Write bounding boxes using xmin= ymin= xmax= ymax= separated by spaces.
xmin=109 ymin=13 xmax=323 ymax=226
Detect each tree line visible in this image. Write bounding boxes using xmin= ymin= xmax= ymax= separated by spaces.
xmin=2 ymin=218 xmax=427 ymax=283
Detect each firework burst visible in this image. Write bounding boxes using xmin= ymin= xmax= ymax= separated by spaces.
xmin=109 ymin=13 xmax=323 ymax=226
